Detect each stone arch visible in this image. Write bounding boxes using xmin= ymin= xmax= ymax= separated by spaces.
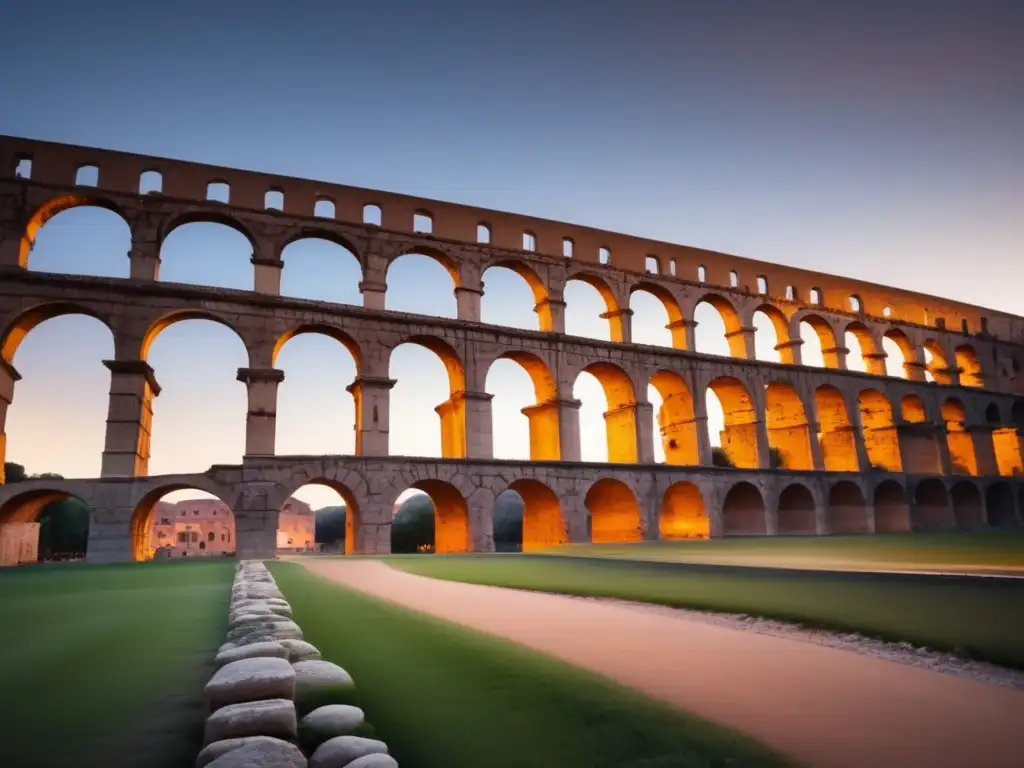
xmin=882 ymin=329 xmax=917 ymax=379
xmin=955 ymin=345 xmax=984 ymax=388
xmin=388 ymin=245 xmax=461 ymax=286
xmin=845 ymin=321 xmax=884 ymax=375
xmin=584 ymin=478 xmax=642 ymax=543
xmin=272 ymin=325 xmax=361 ymax=371
xmin=660 ymin=481 xmax=708 ymax=539
xmin=941 ymin=398 xmax=977 ymax=476
xmin=764 ymin=380 xmax=813 ymax=470
xmin=1013 ymin=400 xmax=1024 ymax=429
xmin=873 ymin=480 xmax=910 ymax=533
xmin=481 ymin=260 xmax=551 ymax=330
xmin=751 ymin=303 xmax=792 ymax=363
xmin=985 ymin=403 xmax=1001 ymax=424
xmin=950 ymin=481 xmax=985 ymax=530
xmin=923 ymin=339 xmax=952 ymax=384
xmin=141 ymin=310 xmax=251 ymax=363
xmin=282 ymin=478 xmax=360 ymax=554
xmin=385 ymin=247 xmax=461 ymax=318
xmin=19 ymin=194 xmax=129 ymax=269
xmin=985 ymin=482 xmax=1016 ymax=527
xmin=776 ymin=483 xmax=817 ymax=535
xmin=130 ymin=483 xmax=233 ymax=562
xmin=507 ymin=478 xmax=565 ymax=551
xmin=796 ymin=313 xmax=839 ymax=368
xmin=577 ymin=362 xmax=638 ymax=463
xmin=815 ymin=385 xmax=859 ymax=472
xmin=707 ymin=376 xmax=759 ymax=469
xmin=566 ymin=272 xmax=625 ymax=342
xmin=389 ymin=335 xmax=467 ymax=458
xmin=0 ymin=488 xmax=92 ymax=563
xmin=899 ymin=394 xmax=943 ymax=474
xmin=827 ymin=481 xmax=868 ymax=534
xmin=407 ymin=479 xmax=470 ymax=554
xmin=279 ymin=233 xmax=364 ymax=304
xmin=1 ymin=302 xmax=115 ymax=362
xmin=649 ymin=370 xmax=697 ymax=465
xmin=629 ymin=281 xmax=685 ymax=348
xmin=858 ymin=389 xmax=901 ymax=472
xmin=721 ymin=481 xmax=766 ymax=535
xmin=489 ymin=351 xmax=558 ymax=460
xmin=913 ymin=478 xmax=953 ymax=531
xmin=694 ymin=293 xmax=745 ymax=357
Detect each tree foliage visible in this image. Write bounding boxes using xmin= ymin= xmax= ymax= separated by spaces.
xmin=314 ymin=505 xmax=347 ymax=545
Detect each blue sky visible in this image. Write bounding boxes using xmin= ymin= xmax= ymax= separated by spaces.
xmin=2 ymin=1 xmax=1021 ymax=510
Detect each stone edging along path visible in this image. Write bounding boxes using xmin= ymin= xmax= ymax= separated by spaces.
xmin=194 ymin=560 xmax=399 ymax=768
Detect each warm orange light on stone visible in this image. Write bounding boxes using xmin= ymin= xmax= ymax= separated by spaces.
xmin=585 ymin=478 xmax=642 ymax=543
xmin=659 ymin=482 xmax=708 ymax=539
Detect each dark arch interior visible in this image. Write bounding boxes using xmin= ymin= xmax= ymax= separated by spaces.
xmin=873 ymin=481 xmax=910 ymax=533
xmin=721 ymin=482 xmax=766 ymax=536
xmin=985 ymin=483 xmax=1016 ymax=528
xmin=827 ymin=481 xmax=868 ymax=534
xmin=950 ymin=482 xmax=984 ymax=530
xmin=0 ymin=489 xmax=91 ymax=564
xmin=584 ymin=479 xmax=642 ymax=543
xmin=913 ymin=479 xmax=953 ymax=532
xmin=776 ymin=484 xmax=816 ymax=535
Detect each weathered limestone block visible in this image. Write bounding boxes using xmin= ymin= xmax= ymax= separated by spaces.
xmin=309 ymin=736 xmax=389 ymax=768
xmin=197 ymin=736 xmax=304 ymax=768
xmin=205 ymin=657 xmax=296 ymax=711
xmin=293 ymin=660 xmax=358 ymax=715
xmin=299 ymin=705 xmax=366 ymax=752
xmin=204 ymin=698 xmax=298 ymax=745
xmin=215 ymin=641 xmax=290 ymax=669
xmin=280 ymin=639 xmax=322 ymax=663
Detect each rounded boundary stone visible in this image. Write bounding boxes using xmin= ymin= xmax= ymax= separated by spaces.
xmin=203 ymin=698 xmax=298 ymax=745
xmin=195 ymin=735 xmax=296 ymax=768
xmin=343 ymin=755 xmax=399 ymax=768
xmin=309 ymin=736 xmax=388 ymax=768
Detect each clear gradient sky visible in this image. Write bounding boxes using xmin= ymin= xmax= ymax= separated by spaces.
xmin=2 ymin=1 xmax=1021 ymax=510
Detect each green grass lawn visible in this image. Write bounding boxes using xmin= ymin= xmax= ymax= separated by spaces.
xmin=542 ymin=532 xmax=1024 ymax=573
xmin=389 ymin=553 xmax=1024 ymax=669
xmin=0 ymin=559 xmax=235 ymax=768
xmin=269 ymin=561 xmax=793 ymax=768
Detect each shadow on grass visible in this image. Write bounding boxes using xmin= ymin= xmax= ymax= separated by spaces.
xmin=269 ymin=561 xmax=794 ymax=768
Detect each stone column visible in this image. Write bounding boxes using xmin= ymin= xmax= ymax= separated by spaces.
xmin=634 ymin=401 xmax=655 ymax=464
xmin=0 ymin=215 xmax=27 ymax=269
xmin=434 ymin=391 xmax=494 ymax=459
xmin=968 ymin=425 xmax=1000 ymax=477
xmin=101 ymin=360 xmax=161 ymax=477
xmin=236 ymin=368 xmax=284 ymax=457
xmin=775 ymin=338 xmax=804 ymax=366
xmin=128 ymin=241 xmax=160 ymax=281
xmin=861 ymin=352 xmax=888 ymax=376
xmin=86 ymin=505 xmax=135 ymax=564
xmin=555 ymin=398 xmax=582 ymax=462
xmin=806 ymin=421 xmax=826 ymax=470
xmin=600 ymin=308 xmax=633 ymax=344
xmin=603 ymin=403 xmax=640 ymax=463
xmin=252 ymin=256 xmax=283 ymax=296
xmin=665 ymin=319 xmax=695 ymax=350
xmin=347 ymin=375 xmax=396 ymax=457
xmin=903 ymin=356 xmax=928 ymax=382
xmin=821 ymin=345 xmax=849 ymax=370
xmin=520 ymin=399 xmax=562 ymax=460
xmin=535 ymin=297 xmax=566 ymax=334
xmin=0 ymin=359 xmax=20 ymax=483
xmin=455 ymin=286 xmax=483 ymax=322
xmin=360 ymin=280 xmax=387 ymax=310
xmin=725 ymin=326 xmax=757 ymax=359
xmin=233 ymin=481 xmax=281 ymax=559
xmin=896 ymin=423 xmax=945 ymax=475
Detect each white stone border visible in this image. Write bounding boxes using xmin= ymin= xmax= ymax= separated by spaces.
xmin=194 ymin=561 xmax=398 ymax=768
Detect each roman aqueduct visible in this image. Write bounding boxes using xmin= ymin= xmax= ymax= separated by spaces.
xmin=1 ymin=135 xmax=1022 ymax=562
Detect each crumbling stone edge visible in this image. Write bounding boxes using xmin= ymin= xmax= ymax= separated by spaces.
xmin=194 ymin=560 xmax=399 ymax=768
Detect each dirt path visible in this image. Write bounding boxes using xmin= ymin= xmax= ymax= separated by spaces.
xmin=293 ymin=558 xmax=1024 ymax=768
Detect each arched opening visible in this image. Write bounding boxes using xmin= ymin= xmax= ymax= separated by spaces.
xmin=509 ymin=479 xmax=565 ymax=551
xmin=139 ymin=170 xmax=163 ymax=195
xmin=693 ymin=295 xmax=744 ymax=357
xmin=629 ymin=284 xmax=684 ymax=348
xmin=707 ymin=377 xmax=759 ymax=469
xmin=873 ymin=480 xmax=910 ymax=533
xmin=882 ymin=331 xmax=916 ymax=379
xmin=827 ymin=482 xmax=868 ymax=534
xmin=985 ymin=404 xmax=1001 ymax=424
xmin=857 ymin=389 xmax=901 ymax=472
xmin=265 ymin=189 xmax=285 ymax=211
xmin=4 ymin=312 xmax=113 ymax=479
xmin=160 ymin=218 xmax=254 ymax=290
xmin=764 ymin=381 xmax=813 ymax=470
xmin=24 ymin=202 xmax=131 ymax=278
xmin=144 ymin=317 xmax=248 ymax=474
xmin=991 ymin=414 xmax=1024 ymax=476
xmin=898 ymin=394 xmax=943 ymax=474
xmin=584 ymin=478 xmax=642 ymax=543
xmin=815 ymin=385 xmax=859 ymax=471
xmin=949 ymin=481 xmax=985 ymax=530
xmin=660 ymin=482 xmax=708 ymax=539
xmin=0 ymin=489 xmax=91 ymax=564
xmin=206 ymin=182 xmax=230 ymax=203
xmin=130 ymin=486 xmax=235 ymax=562
xmin=273 ymin=329 xmax=359 ymax=456
xmin=798 ymin=315 xmax=838 ymax=368
xmin=923 ymin=341 xmax=952 ymax=384
xmin=564 ymin=275 xmax=620 ymax=342
xmin=393 ymin=480 xmax=470 ymax=554
xmin=777 ymin=484 xmax=817 ymax=535
xmin=955 ymin=345 xmax=984 ymax=388
xmin=287 ymin=481 xmax=354 ymax=554
xmin=314 ymin=198 xmax=335 ymax=219
xmin=574 ymin=363 xmax=637 ymax=463
xmin=280 ymin=236 xmax=362 ymax=304
xmin=942 ymin=398 xmax=978 ymax=476
xmin=385 ymin=252 xmax=458 ymax=319
xmin=363 ymin=204 xmax=382 ymax=226
xmin=721 ymin=482 xmax=766 ymax=535
xmin=388 ymin=337 xmax=466 ymax=458
xmin=481 ymin=263 xmax=548 ymax=331
xmin=649 ymin=371 xmax=697 ymax=465
xmin=487 ymin=352 xmax=558 ymax=461
xmin=913 ymin=478 xmax=954 ymax=531
xmin=985 ymin=483 xmax=1016 ymax=527
xmin=844 ymin=322 xmax=884 ymax=375
xmin=413 ymin=211 xmax=433 ymax=234
xmin=752 ymin=305 xmax=791 ymax=363
xmin=75 ymin=165 xmax=99 ymax=186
